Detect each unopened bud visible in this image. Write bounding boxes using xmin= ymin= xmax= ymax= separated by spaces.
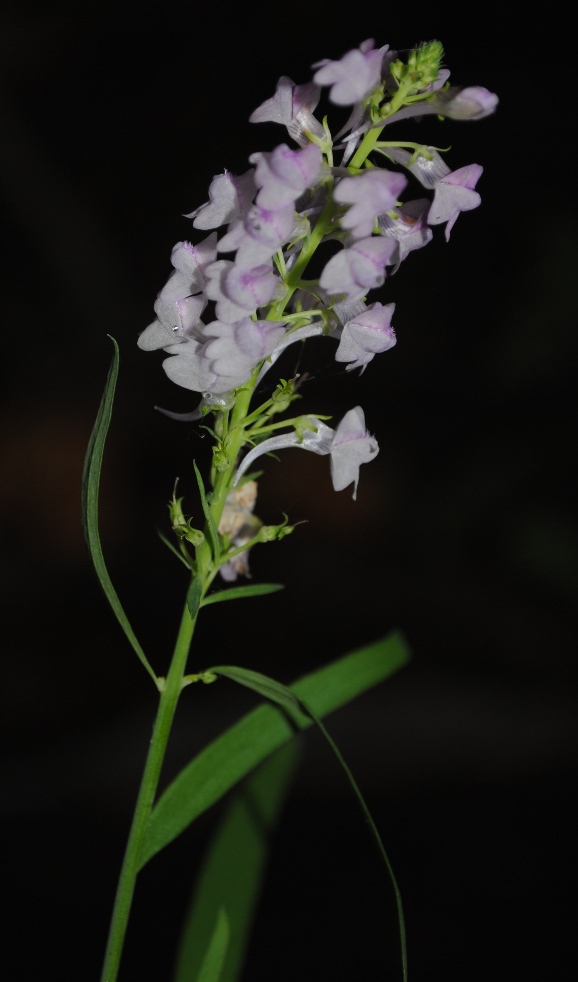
xmin=212 ymin=446 xmax=231 ymax=472
xmin=173 ymin=523 xmax=205 ymax=547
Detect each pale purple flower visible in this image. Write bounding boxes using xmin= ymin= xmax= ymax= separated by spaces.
xmin=431 ymin=85 xmax=499 ymax=120
xmin=377 ymin=198 xmax=433 ymax=268
xmin=330 ymin=406 xmax=378 ymax=498
xmin=188 ymin=170 xmax=256 ymax=230
xmin=218 ymin=202 xmax=296 ymax=269
xmin=384 ymin=146 xmax=451 ymax=189
xmin=334 ymin=169 xmax=407 ymax=239
xmin=334 ymin=301 xmax=396 ymax=371
xmin=429 ymin=163 xmax=483 ymax=240
xmin=319 ymin=236 xmax=397 ymax=302
xmin=233 ymin=407 xmax=378 ymax=499
xmin=204 ymin=260 xmax=280 ymax=323
xmin=249 ymin=76 xmax=325 ymax=147
xmin=202 ymin=317 xmax=286 ymax=379
xmin=380 ymin=84 xmax=498 ymax=127
xmin=313 ymin=39 xmax=388 ymax=106
xmin=233 ymin=417 xmax=335 ymax=488
xmin=250 ymin=143 xmax=324 ymax=209
xmin=161 ymin=337 xmax=225 ymax=393
xmin=382 ymin=147 xmax=482 ymax=240
xmin=138 ymin=234 xmax=217 ymax=351
xmin=255 ymin=322 xmax=325 ymax=386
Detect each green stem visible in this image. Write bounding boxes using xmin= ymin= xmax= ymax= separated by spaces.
xmin=100 ymin=599 xmax=198 ymax=982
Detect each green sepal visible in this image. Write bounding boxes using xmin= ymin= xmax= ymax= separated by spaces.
xmin=200 ymin=583 xmax=284 ymax=607
xmin=81 ymin=337 xmax=157 ymax=685
xmin=140 ymin=631 xmax=409 ymax=868
xmin=173 ymin=743 xmax=300 ymax=982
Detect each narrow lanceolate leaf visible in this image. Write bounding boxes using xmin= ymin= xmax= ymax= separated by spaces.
xmin=193 ymin=461 xmax=220 ymax=563
xmin=195 ymin=908 xmax=230 ymax=982
xmin=186 ymin=577 xmax=203 ymax=620
xmin=173 ymin=743 xmax=300 ymax=982
xmin=200 ymin=583 xmax=284 ymax=607
xmin=140 ymin=631 xmax=409 ymax=868
xmin=81 ymin=338 xmax=157 ymax=685
xmin=212 ymin=666 xmax=302 ymax=714
xmin=211 ymin=665 xmax=407 ymax=982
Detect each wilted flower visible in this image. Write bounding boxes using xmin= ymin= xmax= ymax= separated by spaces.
xmin=218 ymin=481 xmax=262 ymax=581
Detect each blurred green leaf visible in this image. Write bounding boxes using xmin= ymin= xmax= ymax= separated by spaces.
xmin=81 ymin=338 xmax=156 ymax=684
xmin=173 ymin=743 xmax=300 ymax=982
xmin=194 ymin=908 xmax=229 ymax=982
xmin=140 ymin=631 xmax=409 ymax=868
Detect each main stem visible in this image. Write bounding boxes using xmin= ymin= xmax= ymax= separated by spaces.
xmin=100 ymin=601 xmax=197 ymax=982
xmin=100 ymin=382 xmax=258 ymax=982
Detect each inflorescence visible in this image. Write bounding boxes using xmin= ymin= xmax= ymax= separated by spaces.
xmin=139 ymin=39 xmax=497 ymax=575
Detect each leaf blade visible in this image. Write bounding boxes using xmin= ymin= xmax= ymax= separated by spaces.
xmin=200 ymin=584 xmax=284 ymax=607
xmin=195 ymin=908 xmax=230 ymax=982
xmin=81 ymin=338 xmax=156 ymax=684
xmin=173 ymin=743 xmax=299 ymax=982
xmin=211 ymin=665 xmax=407 ymax=981
xmin=140 ymin=631 xmax=409 ymax=868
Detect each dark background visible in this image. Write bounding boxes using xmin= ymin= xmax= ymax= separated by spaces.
xmin=1 ymin=3 xmax=576 ymax=980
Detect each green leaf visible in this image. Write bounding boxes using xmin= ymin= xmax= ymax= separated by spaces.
xmin=212 ymin=666 xmax=302 ymax=714
xmin=211 ymin=665 xmax=407 ymax=982
xmin=193 ymin=461 xmax=220 ymax=563
xmin=173 ymin=743 xmax=300 ymax=982
xmin=81 ymin=338 xmax=157 ymax=685
xmin=140 ymin=631 xmax=409 ymax=868
xmin=200 ymin=584 xmax=284 ymax=608
xmin=195 ymin=908 xmax=229 ymax=982
xmin=157 ymin=528 xmax=191 ymax=568
xmin=186 ymin=577 xmax=203 ymax=620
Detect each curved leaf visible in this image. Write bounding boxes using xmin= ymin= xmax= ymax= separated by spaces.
xmin=211 ymin=665 xmax=407 ymax=982
xmin=140 ymin=631 xmax=409 ymax=868
xmin=81 ymin=338 xmax=157 ymax=684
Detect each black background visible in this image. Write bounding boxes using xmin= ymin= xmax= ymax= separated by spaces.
xmin=1 ymin=3 xmax=576 ymax=980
